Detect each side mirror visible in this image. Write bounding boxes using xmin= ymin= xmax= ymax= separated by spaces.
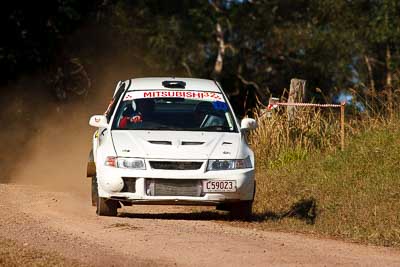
xmin=241 ymin=118 xmax=257 ymax=130
xmin=89 ymin=115 xmax=108 ymax=128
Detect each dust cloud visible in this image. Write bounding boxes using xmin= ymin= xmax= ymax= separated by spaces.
xmin=0 ymin=56 xmax=150 ymax=196
xmin=10 ymin=100 xmax=96 ymax=195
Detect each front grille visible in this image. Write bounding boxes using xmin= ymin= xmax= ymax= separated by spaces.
xmin=121 ymin=177 xmax=136 ymax=193
xmin=146 ymin=179 xmax=202 ymax=197
xmin=149 ymin=161 xmax=203 ymax=170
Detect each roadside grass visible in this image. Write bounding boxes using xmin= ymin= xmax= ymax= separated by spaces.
xmin=250 ymin=109 xmax=400 ymax=247
xmin=0 ymin=237 xmax=81 ymax=266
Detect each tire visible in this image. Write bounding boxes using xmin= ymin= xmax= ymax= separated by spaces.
xmin=216 ymin=203 xmax=230 ymax=211
xmin=91 ymin=176 xmax=98 ymax=206
xmin=228 ymin=180 xmax=256 ymax=220
xmin=96 ymin=197 xmax=119 ymax=216
xmin=89 ymin=149 xmax=98 ymax=207
xmin=229 ymin=201 xmax=253 ymax=221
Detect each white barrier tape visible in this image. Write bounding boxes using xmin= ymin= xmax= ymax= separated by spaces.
xmin=267 ymin=102 xmax=344 ymax=109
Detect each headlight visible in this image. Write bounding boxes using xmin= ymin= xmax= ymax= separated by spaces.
xmin=117 ymin=158 xmax=146 ymax=169
xmin=105 ymin=156 xmax=146 ymax=169
xmin=207 ymin=156 xmax=252 ymax=171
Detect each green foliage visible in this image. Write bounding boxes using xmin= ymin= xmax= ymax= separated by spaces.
xmin=0 ymin=1 xmax=96 ymax=82
xmin=104 ymin=0 xmax=400 ymax=103
xmin=268 ymin=147 xmax=309 ymax=169
xmin=109 ymin=1 xmax=214 ymax=75
xmin=3 ymin=0 xmax=400 ymax=105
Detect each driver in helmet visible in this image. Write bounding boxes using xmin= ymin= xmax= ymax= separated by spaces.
xmin=118 ymin=99 xmax=154 ymax=128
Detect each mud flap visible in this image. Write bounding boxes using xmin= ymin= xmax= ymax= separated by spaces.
xmin=87 ymin=150 xmax=96 ymax=178
xmin=87 ymin=162 xmax=96 ymax=177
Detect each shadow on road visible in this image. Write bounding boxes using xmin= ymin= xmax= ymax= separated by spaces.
xmin=253 ymin=198 xmax=317 ymax=225
xmin=118 ymin=198 xmax=317 ymax=224
xmin=118 ymin=211 xmax=230 ymax=221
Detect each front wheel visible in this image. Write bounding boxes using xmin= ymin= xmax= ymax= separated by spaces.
xmin=91 ymin=176 xmax=98 ymax=206
xmin=229 ymin=201 xmax=253 ymax=221
xmin=96 ymin=197 xmax=119 ymax=216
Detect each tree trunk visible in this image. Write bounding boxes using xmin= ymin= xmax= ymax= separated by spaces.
xmin=386 ymin=45 xmax=392 ymax=88
xmin=181 ymin=61 xmax=193 ymax=77
xmin=212 ymin=22 xmax=225 ymax=79
xmin=386 ymin=45 xmax=393 ymax=119
xmin=364 ymin=55 xmax=376 ymax=96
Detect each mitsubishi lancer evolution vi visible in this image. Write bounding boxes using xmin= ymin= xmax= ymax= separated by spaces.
xmin=87 ymin=77 xmax=257 ymax=219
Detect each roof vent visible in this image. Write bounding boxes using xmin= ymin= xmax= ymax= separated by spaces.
xmin=162 ymin=80 xmax=186 ymax=89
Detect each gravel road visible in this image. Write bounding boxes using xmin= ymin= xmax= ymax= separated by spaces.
xmin=0 ymin=183 xmax=399 ymax=266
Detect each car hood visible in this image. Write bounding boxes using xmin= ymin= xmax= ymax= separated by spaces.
xmin=111 ymin=130 xmax=241 ymax=160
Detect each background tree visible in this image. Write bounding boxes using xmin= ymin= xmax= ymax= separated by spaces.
xmin=2 ymin=0 xmax=400 ymax=114
xmin=0 ymin=0 xmax=97 ymax=83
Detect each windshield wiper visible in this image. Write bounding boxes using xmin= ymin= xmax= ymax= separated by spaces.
xmin=149 ymin=125 xmax=185 ymax=130
xmin=199 ymin=125 xmax=232 ymax=132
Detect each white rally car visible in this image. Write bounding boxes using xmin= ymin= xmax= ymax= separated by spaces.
xmin=87 ymin=77 xmax=257 ymax=219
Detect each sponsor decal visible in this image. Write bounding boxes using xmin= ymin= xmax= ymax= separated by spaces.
xmin=123 ymin=91 xmax=224 ymax=101
xmin=124 ymin=94 xmax=134 ymax=100
xmin=212 ymin=101 xmax=228 ymax=111
xmin=104 ymin=99 xmax=114 ymax=115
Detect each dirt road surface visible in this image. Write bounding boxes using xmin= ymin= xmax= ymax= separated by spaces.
xmin=1 ymin=183 xmax=399 ymax=266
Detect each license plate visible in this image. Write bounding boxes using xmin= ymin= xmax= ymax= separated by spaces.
xmin=203 ymin=180 xmax=237 ymax=192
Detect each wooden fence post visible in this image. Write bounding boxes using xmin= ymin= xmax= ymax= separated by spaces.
xmin=287 ymin=78 xmax=307 ymax=120
xmin=340 ymin=102 xmax=345 ymax=151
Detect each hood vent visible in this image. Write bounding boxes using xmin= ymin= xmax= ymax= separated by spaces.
xmin=222 ymin=141 xmax=232 ymax=145
xmin=148 ymin=140 xmax=172 ymax=145
xmin=148 ymin=140 xmax=205 ymax=146
xmin=181 ymin=141 xmax=204 ymax=146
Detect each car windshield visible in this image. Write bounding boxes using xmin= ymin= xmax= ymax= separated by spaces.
xmin=112 ymin=90 xmax=237 ymax=132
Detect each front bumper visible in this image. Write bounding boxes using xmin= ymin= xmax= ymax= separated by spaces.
xmin=96 ymin=165 xmax=255 ymax=204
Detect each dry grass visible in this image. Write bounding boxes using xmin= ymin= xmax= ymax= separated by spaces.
xmin=251 ymin=108 xmax=341 ymax=169
xmin=249 ymin=94 xmax=400 ymax=247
